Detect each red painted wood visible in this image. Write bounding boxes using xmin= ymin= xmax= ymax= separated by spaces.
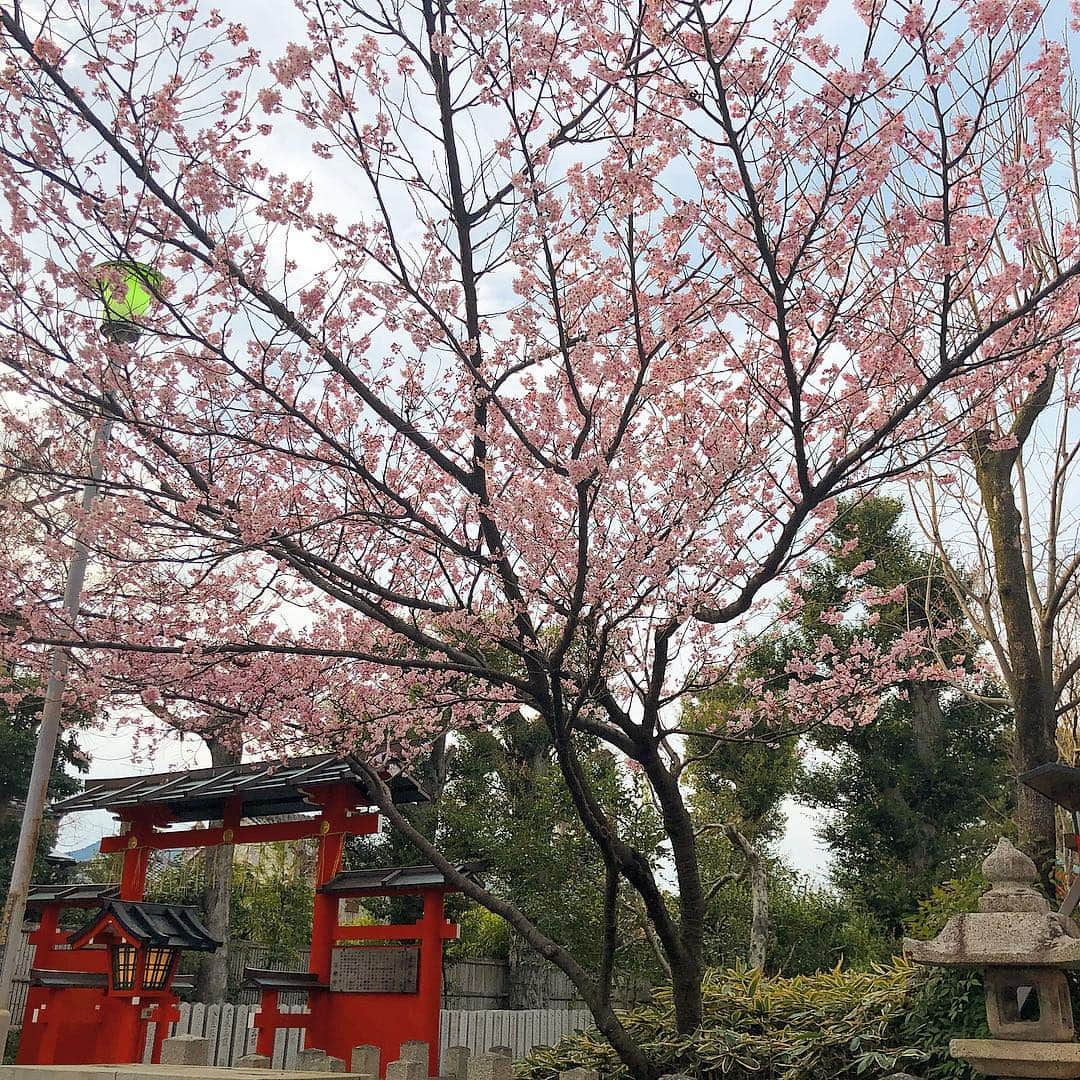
xmin=100 ymin=812 xmax=379 ymax=854
xmin=119 ymin=840 xmax=150 ymax=901
xmin=251 ymin=889 xmax=459 ymax=1077
xmin=19 ymin=779 xmax=462 ymax=1076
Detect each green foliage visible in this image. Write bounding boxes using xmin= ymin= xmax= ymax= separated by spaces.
xmin=767 ymin=877 xmax=895 ymax=975
xmin=792 ymin=499 xmax=1011 ymax=936
xmin=678 ymin=498 xmax=1010 ymax=961
xmin=696 ymin=873 xmax=891 ymax=976
xmin=78 ymin=849 xmax=122 ymax=887
xmin=451 ymin=904 xmax=509 ymax=961
xmin=903 ymin=869 xmax=988 ymax=942
xmin=682 ymin=686 xmax=802 ymax=847
xmin=519 ymin=962 xmax=983 ymax=1080
xmin=800 ymin=688 xmax=1009 ymax=935
xmin=0 ymin=672 xmax=88 ymax=892
xmin=228 ymin=846 xmax=315 ymax=962
xmin=897 ymin=969 xmax=988 ymax=1080
xmin=681 ymin=670 xmax=808 ymax=973
xmin=144 ymin=843 xmax=314 ymax=962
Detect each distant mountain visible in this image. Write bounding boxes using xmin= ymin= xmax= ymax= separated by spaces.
xmin=62 ymin=841 xmax=101 ymax=863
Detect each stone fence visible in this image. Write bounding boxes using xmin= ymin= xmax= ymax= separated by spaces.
xmin=156 ymin=1033 xmax=688 ymax=1080
xmin=145 ymin=1003 xmax=595 ymax=1067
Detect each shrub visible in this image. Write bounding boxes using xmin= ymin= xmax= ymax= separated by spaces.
xmin=518 ymin=962 xmax=986 ymax=1080
xmin=903 ymin=871 xmax=987 ymax=943
xmin=767 ymin=878 xmax=895 ymax=975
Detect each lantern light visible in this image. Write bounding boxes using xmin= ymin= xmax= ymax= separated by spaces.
xmin=93 ymin=261 xmax=166 ymax=344
xmin=142 ymin=945 xmax=178 ymax=992
xmin=110 ymin=943 xmax=138 ymax=992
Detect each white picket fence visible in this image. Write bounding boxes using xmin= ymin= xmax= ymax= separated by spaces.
xmin=145 ymin=1003 xmax=594 ymax=1068
xmin=440 ymin=1009 xmax=593 ymax=1059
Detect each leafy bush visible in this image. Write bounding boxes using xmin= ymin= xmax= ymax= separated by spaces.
xmin=898 ymin=968 xmax=987 ymax=1080
xmin=449 ymin=903 xmax=511 ymax=960
xmin=767 ymin=878 xmax=895 ymax=975
xmin=700 ymin=873 xmax=895 ymax=977
xmin=903 ymin=871 xmax=987 ymax=942
xmin=518 ymin=962 xmax=987 ymax=1080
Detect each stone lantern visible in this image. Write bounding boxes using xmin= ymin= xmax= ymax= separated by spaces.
xmin=904 ymin=838 xmax=1080 ymax=1078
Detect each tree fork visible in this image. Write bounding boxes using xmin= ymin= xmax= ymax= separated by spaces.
xmin=345 ymin=755 xmax=661 ymax=1080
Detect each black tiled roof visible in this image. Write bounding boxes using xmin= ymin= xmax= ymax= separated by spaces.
xmin=1021 ymin=762 xmax=1080 ymax=812
xmin=50 ymin=754 xmax=428 ymax=822
xmin=26 ymin=883 xmax=120 ymax=910
xmin=30 ymin=968 xmax=196 ymax=991
xmin=244 ymin=968 xmax=327 ymax=991
xmin=319 ymin=862 xmax=482 ymax=896
xmin=70 ymin=900 xmax=221 ymax=953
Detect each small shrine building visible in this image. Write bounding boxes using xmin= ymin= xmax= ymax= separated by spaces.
xmin=17 ymin=754 xmax=474 ymax=1076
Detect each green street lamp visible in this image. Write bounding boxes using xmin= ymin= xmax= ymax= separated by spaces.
xmin=94 ymin=260 xmax=166 ymax=343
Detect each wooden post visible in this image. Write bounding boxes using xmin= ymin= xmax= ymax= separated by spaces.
xmin=419 ymin=890 xmax=445 ymax=1076
xmin=119 ymin=824 xmax=151 ymax=902
xmin=254 ymin=989 xmax=280 ymax=1060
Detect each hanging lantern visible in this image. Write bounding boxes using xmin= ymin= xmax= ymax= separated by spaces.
xmin=69 ymin=899 xmax=219 ymax=999
xmin=93 ymin=260 xmax=166 ymax=344
xmin=142 ymin=945 xmax=178 ymax=992
xmin=109 ymin=943 xmax=138 ymax=992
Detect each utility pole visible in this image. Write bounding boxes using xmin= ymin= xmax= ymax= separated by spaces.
xmin=0 ymin=261 xmax=163 ymax=1052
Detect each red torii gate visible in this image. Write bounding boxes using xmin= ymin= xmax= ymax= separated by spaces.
xmin=20 ymin=755 xmax=471 ymax=1075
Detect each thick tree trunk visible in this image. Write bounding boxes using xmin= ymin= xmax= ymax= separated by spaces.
xmin=194 ymin=739 xmax=238 ymax=1003
xmin=973 ymin=441 xmax=1058 ymax=878
xmin=507 ymin=932 xmax=547 ymax=1009
xmin=638 ymin=743 xmax=706 ymax=1033
xmin=909 ymin=682 xmax=944 ymax=768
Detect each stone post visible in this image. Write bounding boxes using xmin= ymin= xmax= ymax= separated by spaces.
xmin=386 ymin=1060 xmax=427 ymax=1080
xmin=443 ymin=1045 xmax=471 ymax=1080
xmin=235 ymin=1053 xmax=271 ymax=1069
xmin=297 ymin=1047 xmax=346 ymax=1072
xmin=159 ymin=1034 xmax=212 ymax=1066
xmin=352 ymin=1044 xmax=382 ymax=1076
xmin=467 ymin=1053 xmax=513 ymax=1080
xmin=400 ymin=1040 xmax=430 ymax=1065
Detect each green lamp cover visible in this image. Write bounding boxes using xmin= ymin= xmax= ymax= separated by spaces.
xmin=94 ymin=261 xmax=165 ymax=324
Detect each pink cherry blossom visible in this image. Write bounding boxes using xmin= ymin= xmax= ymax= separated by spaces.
xmin=0 ymin=0 xmax=1077 ymax=1059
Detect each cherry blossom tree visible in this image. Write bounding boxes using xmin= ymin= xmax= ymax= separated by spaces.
xmin=2 ymin=0 xmax=1080 ymax=1072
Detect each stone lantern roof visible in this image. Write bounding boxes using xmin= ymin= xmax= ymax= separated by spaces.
xmin=904 ymin=838 xmax=1080 ymax=968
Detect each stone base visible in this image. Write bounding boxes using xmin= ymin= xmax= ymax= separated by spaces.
xmin=951 ymin=1038 xmax=1080 ymax=1078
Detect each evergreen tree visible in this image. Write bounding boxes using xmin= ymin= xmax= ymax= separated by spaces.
xmin=793 ymin=498 xmax=1012 ymax=934
xmin=684 ymin=497 xmax=1011 ymax=953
